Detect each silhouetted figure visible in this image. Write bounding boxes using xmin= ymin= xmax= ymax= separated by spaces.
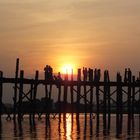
xmin=83 ymin=67 xmax=88 ymax=81
xmin=54 ymin=72 xmax=63 ymax=88
xmin=44 ymin=65 xmax=53 ymax=81
xmin=94 ymin=69 xmax=101 ymax=81
xmin=54 ymin=72 xmax=62 ymax=81
xmin=128 ymin=68 xmax=131 ymax=81
xmin=124 ymin=68 xmax=132 ymax=83
xmin=94 ymin=69 xmax=97 ymax=81
xmin=124 ymin=68 xmax=128 ymax=83
xmin=88 ymin=68 xmax=93 ymax=81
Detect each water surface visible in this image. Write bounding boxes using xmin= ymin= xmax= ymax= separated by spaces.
xmin=0 ymin=114 xmax=140 ymax=140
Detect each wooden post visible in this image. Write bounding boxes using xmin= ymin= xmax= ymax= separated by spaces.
xmin=90 ymin=86 xmax=93 ymax=119
xmin=57 ymin=75 xmax=61 ymax=122
xmin=116 ymin=73 xmax=120 ymax=137
xmin=119 ymin=74 xmax=123 ymax=136
xmin=45 ymin=85 xmax=48 ymax=99
xmin=107 ymin=71 xmax=111 ymax=133
xmin=76 ymin=69 xmax=81 ymax=121
xmin=44 ymin=66 xmax=48 ymax=99
xmin=85 ymin=68 xmax=93 ymax=119
xmin=48 ymin=67 xmax=53 ymax=99
xmin=95 ymin=95 xmax=99 ymax=135
xmin=0 ymin=71 xmax=3 ymax=118
xmin=13 ymin=58 xmax=19 ymax=120
xmin=132 ymin=76 xmax=135 ymax=130
xmin=127 ymin=69 xmax=132 ymax=134
xmin=95 ymin=69 xmax=100 ymax=134
xmin=139 ymin=72 xmax=140 ymax=131
xmin=63 ymin=72 xmax=68 ymax=117
xmin=116 ymin=73 xmax=123 ymax=137
xmin=49 ymin=85 xmax=52 ymax=100
xmin=56 ymin=72 xmax=62 ymax=122
xmin=44 ymin=66 xmax=49 ymax=120
xmin=103 ymin=71 xmax=107 ymax=135
xmin=33 ymin=71 xmax=39 ymax=100
xmin=33 ymin=71 xmax=39 ymax=120
xmin=18 ymin=70 xmax=24 ymax=122
xmin=70 ymin=69 xmax=74 ymax=119
xmin=138 ymin=72 xmax=140 ymax=131
xmin=29 ymin=83 xmax=33 ymax=123
xmin=84 ymin=77 xmax=87 ymax=119
xmin=89 ymin=69 xmax=93 ymax=119
xmin=58 ymin=84 xmax=61 ymax=122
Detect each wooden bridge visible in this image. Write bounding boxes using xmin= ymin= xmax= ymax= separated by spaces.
xmin=0 ymin=58 xmax=140 ymax=137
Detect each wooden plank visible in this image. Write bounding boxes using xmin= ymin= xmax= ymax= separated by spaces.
xmin=1 ymin=77 xmax=140 ymax=87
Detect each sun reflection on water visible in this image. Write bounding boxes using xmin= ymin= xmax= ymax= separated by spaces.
xmin=66 ymin=113 xmax=72 ymax=140
xmin=59 ymin=113 xmax=73 ymax=140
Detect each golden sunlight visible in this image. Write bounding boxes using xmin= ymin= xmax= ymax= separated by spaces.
xmin=66 ymin=113 xmax=72 ymax=140
xmin=60 ymin=64 xmax=74 ymax=75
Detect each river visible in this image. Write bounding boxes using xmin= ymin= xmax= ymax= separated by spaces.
xmin=0 ymin=114 xmax=139 ymax=140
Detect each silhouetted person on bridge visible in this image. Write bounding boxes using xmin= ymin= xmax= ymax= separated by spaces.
xmin=54 ymin=72 xmax=63 ymax=88
xmin=94 ymin=69 xmax=101 ymax=81
xmin=83 ymin=67 xmax=88 ymax=81
xmin=124 ymin=68 xmax=131 ymax=83
xmin=44 ymin=65 xmax=53 ymax=81
xmin=88 ymin=68 xmax=93 ymax=81
xmin=54 ymin=72 xmax=62 ymax=81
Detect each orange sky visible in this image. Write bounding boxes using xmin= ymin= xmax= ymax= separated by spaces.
xmin=0 ymin=0 xmax=140 ymax=77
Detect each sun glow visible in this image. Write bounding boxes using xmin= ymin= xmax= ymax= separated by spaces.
xmin=60 ymin=64 xmax=74 ymax=75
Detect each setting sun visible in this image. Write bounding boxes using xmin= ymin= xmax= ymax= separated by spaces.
xmin=60 ymin=64 xmax=74 ymax=75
